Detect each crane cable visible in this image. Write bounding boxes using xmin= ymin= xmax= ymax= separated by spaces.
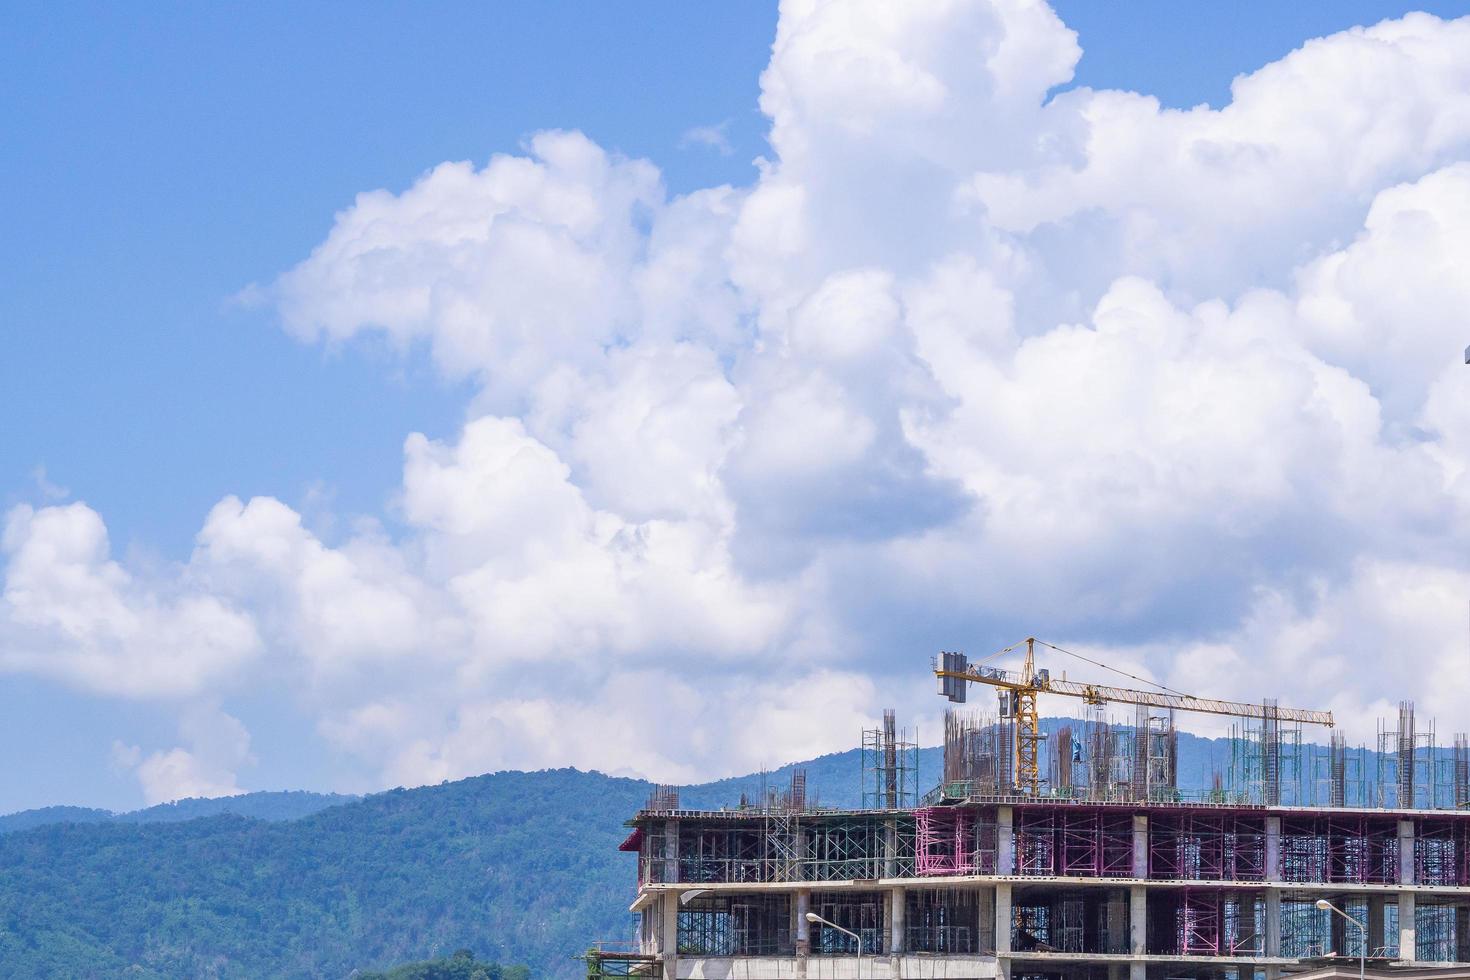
xmin=972 ymin=636 xmax=1194 ymax=702
xmin=971 ymin=639 xmax=1029 ymax=666
xmin=1033 ymin=637 xmax=1194 ymax=699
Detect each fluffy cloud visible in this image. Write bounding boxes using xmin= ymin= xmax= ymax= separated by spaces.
xmin=8 ymin=1 xmax=1470 ymax=791
xmin=114 ymin=703 xmax=255 ymax=805
xmin=194 ymin=495 xmax=445 ymax=673
xmin=0 ymin=503 xmax=259 ymax=698
xmin=1297 ymin=163 xmax=1470 ymax=422
xmin=273 ymin=131 xmax=665 ymax=405
xmin=899 ymin=277 xmax=1434 ymax=626
xmin=966 ymin=14 xmax=1470 ymax=301
xmin=403 ymin=415 xmax=789 ymax=669
xmin=320 ymin=667 xmax=879 ymax=789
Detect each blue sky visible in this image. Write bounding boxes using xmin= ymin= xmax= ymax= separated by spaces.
xmin=4 ymin=1 xmax=1470 ymax=813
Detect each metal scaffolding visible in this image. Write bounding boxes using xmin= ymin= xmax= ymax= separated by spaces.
xmin=1379 ymin=701 xmax=1442 ymax=809
xmin=1226 ymin=703 xmax=1307 ymax=806
xmin=1012 ymin=889 xmax=1130 ymax=955
xmin=811 ymin=891 xmax=886 ymax=955
xmin=907 ymin=888 xmax=984 ymax=953
xmin=1170 ymin=888 xmax=1264 ymax=957
xmin=677 ymin=894 xmax=792 ymax=956
xmin=1150 ymin=812 xmax=1266 ymax=882
xmin=1278 ymin=814 xmax=1398 ymax=884
xmin=915 ymin=805 xmax=996 ymax=876
xmin=862 ymin=709 xmax=919 ymax=809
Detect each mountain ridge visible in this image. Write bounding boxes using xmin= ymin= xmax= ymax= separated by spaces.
xmin=3 ymin=715 xmax=1262 ymax=834
xmin=0 ymin=789 xmax=359 ymax=835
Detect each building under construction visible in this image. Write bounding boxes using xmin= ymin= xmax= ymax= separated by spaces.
xmin=588 ymin=641 xmax=1470 ymax=980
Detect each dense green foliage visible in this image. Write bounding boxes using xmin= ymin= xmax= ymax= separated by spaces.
xmin=0 ymin=769 xmax=645 ymax=979
xmin=359 ymin=948 xmax=531 ymax=980
xmin=0 ymin=724 xmax=1238 ymax=979
xmin=114 ymin=790 xmax=360 ymax=825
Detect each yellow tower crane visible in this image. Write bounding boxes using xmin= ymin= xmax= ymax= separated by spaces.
xmin=934 ymin=637 xmax=1335 ymax=797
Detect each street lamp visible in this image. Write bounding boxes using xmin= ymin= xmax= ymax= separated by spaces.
xmin=806 ymin=912 xmax=865 ymax=977
xmin=1316 ymin=899 xmax=1365 ymax=980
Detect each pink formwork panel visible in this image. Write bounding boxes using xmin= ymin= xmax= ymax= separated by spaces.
xmin=915 ymin=806 xmax=979 ymax=876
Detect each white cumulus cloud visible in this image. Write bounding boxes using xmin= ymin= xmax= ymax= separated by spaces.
xmin=114 ymin=703 xmax=255 ymax=805
xmin=1 ymin=503 xmax=260 ymax=698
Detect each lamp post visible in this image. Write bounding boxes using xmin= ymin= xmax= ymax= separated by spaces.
xmin=1316 ymin=899 xmax=1365 ymax=980
xmin=806 ymin=912 xmax=864 ymax=979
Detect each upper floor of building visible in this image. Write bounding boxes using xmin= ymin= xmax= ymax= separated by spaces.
xmin=623 ymin=801 xmax=1470 ymax=890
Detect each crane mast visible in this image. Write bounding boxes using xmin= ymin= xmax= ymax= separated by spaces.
xmin=934 ymin=636 xmax=1334 ymax=797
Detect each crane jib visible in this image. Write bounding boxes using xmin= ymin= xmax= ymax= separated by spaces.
xmin=1045 ymin=678 xmax=1334 ymax=726
xmin=933 ymin=667 xmax=1334 ymax=727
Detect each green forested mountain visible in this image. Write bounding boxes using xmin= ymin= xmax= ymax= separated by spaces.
xmin=0 ymin=805 xmax=113 ymax=835
xmin=0 ymin=768 xmax=645 ymax=979
xmin=0 ymin=724 xmax=1245 ymax=979
xmin=112 ymin=791 xmax=360 ymax=825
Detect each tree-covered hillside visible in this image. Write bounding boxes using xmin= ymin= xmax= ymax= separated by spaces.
xmin=0 ymin=769 xmax=645 ymax=979
xmin=0 ymin=805 xmax=113 ymax=836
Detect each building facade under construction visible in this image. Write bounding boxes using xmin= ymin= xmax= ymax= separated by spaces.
xmin=590 ymin=691 xmax=1470 ymax=980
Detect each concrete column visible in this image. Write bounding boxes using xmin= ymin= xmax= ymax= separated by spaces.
xmin=661 ymin=892 xmax=679 ymax=980
xmin=1265 ymin=816 xmax=1281 ymax=881
xmin=978 ymin=885 xmax=996 ymax=954
xmin=1367 ymin=896 xmax=1387 ymax=957
xmin=1132 ymin=815 xmax=1149 ymax=878
xmin=1399 ymin=820 xmax=1416 ymax=885
xmin=1400 ymin=892 xmax=1417 ymax=962
xmin=884 ymin=817 xmax=898 ymax=878
xmin=1265 ymin=887 xmax=1281 ymax=959
xmin=795 ymin=889 xmax=812 ymax=955
xmin=1129 ymin=884 xmax=1147 ymax=956
xmin=666 ymin=819 xmax=680 ymax=884
xmin=796 ymin=826 xmax=809 ymax=883
xmin=1128 ymin=963 xmax=1145 ymax=980
xmin=889 ymin=885 xmax=906 ymax=954
xmin=995 ymin=882 xmax=1013 ymax=955
xmin=997 ymin=806 xmax=1015 ymax=875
